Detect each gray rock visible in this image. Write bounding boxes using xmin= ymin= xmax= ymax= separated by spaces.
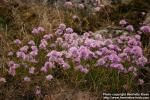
xmin=144 ymin=12 xmax=150 ymax=26
xmin=101 ymin=0 xmax=133 ymax=5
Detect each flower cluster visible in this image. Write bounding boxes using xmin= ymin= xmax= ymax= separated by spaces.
xmin=63 ymin=0 xmax=104 ymax=12
xmin=32 ymin=27 xmax=45 ymax=35
xmin=5 ymin=23 xmax=147 ymax=83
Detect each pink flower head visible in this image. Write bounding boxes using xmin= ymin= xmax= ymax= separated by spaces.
xmin=37 ymin=27 xmax=44 ymax=32
xmin=123 ymin=47 xmax=131 ymax=54
xmin=79 ymin=46 xmax=91 ymax=59
xmin=119 ymin=19 xmax=127 ymax=26
xmin=24 ymin=76 xmax=31 ymax=82
xmin=94 ymin=7 xmax=101 ymax=12
xmin=47 ymin=50 xmax=62 ymax=58
xmin=56 ymin=29 xmax=63 ymax=36
xmin=29 ymin=67 xmax=35 ymax=74
xmin=46 ymin=74 xmax=53 ymax=81
xmin=40 ymin=67 xmax=48 ymax=73
xmin=108 ymin=54 xmax=121 ymax=63
xmin=39 ymin=43 xmax=46 ymax=50
xmin=78 ymin=3 xmax=84 ymax=9
xmin=135 ymin=35 xmax=141 ymax=40
xmin=141 ymin=12 xmax=146 ymax=16
xmin=138 ymin=79 xmax=144 ymax=85
xmin=140 ymin=25 xmax=150 ymax=33
xmin=128 ymin=66 xmax=136 ymax=72
xmin=14 ymin=39 xmax=21 ymax=45
xmin=72 ymin=15 xmax=78 ymax=20
xmin=126 ymin=25 xmax=134 ymax=32
xmin=28 ymin=40 xmax=35 ymax=46
xmin=80 ymin=67 xmax=89 ymax=74
xmin=68 ymin=47 xmax=79 ymax=58
xmin=44 ymin=61 xmax=54 ymax=69
xmin=31 ymin=46 xmax=38 ymax=51
xmin=41 ymin=39 xmax=48 ymax=45
xmin=8 ymin=61 xmax=15 ymax=67
xmin=66 ymin=27 xmax=73 ymax=33
xmin=136 ymin=56 xmax=147 ymax=67
xmin=62 ymin=63 xmax=70 ymax=70
xmin=8 ymin=67 xmax=16 ymax=76
xmin=119 ymin=53 xmax=128 ymax=61
xmin=30 ymin=50 xmax=38 ymax=56
xmin=32 ymin=28 xmax=39 ymax=35
xmin=59 ymin=23 xmax=66 ymax=30
xmin=64 ymin=2 xmax=73 ymax=9
xmin=35 ymin=86 xmax=41 ymax=96
xmin=20 ymin=46 xmax=29 ymax=53
xmin=104 ymin=39 xmax=113 ymax=45
xmin=0 ymin=77 xmax=6 ymax=83
xmin=55 ymin=37 xmax=63 ymax=45
xmin=96 ymin=58 xmax=106 ymax=66
xmin=16 ymin=51 xmax=26 ymax=60
xmin=8 ymin=51 xmax=14 ymax=56
xmin=110 ymin=63 xmax=124 ymax=71
xmin=131 ymin=46 xmax=143 ymax=57
xmin=43 ymin=34 xmax=52 ymax=40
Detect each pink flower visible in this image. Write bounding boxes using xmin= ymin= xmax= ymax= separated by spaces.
xmin=35 ymin=86 xmax=41 ymax=96
xmin=79 ymin=46 xmax=91 ymax=59
xmin=104 ymin=39 xmax=113 ymax=45
xmin=20 ymin=46 xmax=29 ymax=53
xmin=78 ymin=4 xmax=84 ymax=9
xmin=29 ymin=67 xmax=35 ymax=74
xmin=8 ymin=67 xmax=16 ymax=76
xmin=37 ymin=27 xmax=44 ymax=32
xmin=24 ymin=76 xmax=31 ymax=82
xmin=135 ymin=35 xmax=141 ymax=40
xmin=43 ymin=34 xmax=52 ymax=40
xmin=31 ymin=46 xmax=38 ymax=51
xmin=141 ymin=12 xmax=146 ymax=16
xmin=131 ymin=46 xmax=143 ymax=57
xmin=119 ymin=19 xmax=127 ymax=26
xmin=32 ymin=28 xmax=39 ymax=35
xmin=39 ymin=43 xmax=46 ymax=50
xmin=80 ymin=67 xmax=89 ymax=74
xmin=44 ymin=62 xmax=54 ymax=69
xmin=59 ymin=23 xmax=66 ymax=30
xmin=136 ymin=56 xmax=147 ymax=67
xmin=68 ymin=47 xmax=79 ymax=58
xmin=128 ymin=66 xmax=137 ymax=72
xmin=97 ymin=58 xmax=106 ymax=66
xmin=30 ymin=50 xmax=38 ymax=56
xmin=126 ymin=25 xmax=134 ymax=32
xmin=72 ymin=15 xmax=78 ymax=20
xmin=8 ymin=51 xmax=14 ymax=56
xmin=40 ymin=67 xmax=48 ymax=73
xmin=28 ymin=40 xmax=35 ymax=46
xmin=8 ymin=61 xmax=15 ymax=67
xmin=14 ymin=39 xmax=21 ymax=45
xmin=138 ymin=79 xmax=144 ymax=85
xmin=64 ymin=2 xmax=73 ymax=9
xmin=140 ymin=25 xmax=150 ymax=33
xmin=16 ymin=51 xmax=26 ymax=60
xmin=0 ymin=77 xmax=6 ymax=83
xmin=46 ymin=74 xmax=53 ymax=81
xmin=62 ymin=63 xmax=70 ymax=70
xmin=66 ymin=27 xmax=73 ymax=33
xmin=110 ymin=63 xmax=124 ymax=71
xmin=94 ymin=7 xmax=101 ymax=12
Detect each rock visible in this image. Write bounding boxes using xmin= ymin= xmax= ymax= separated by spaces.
xmin=95 ymin=26 xmax=126 ymax=38
xmin=101 ymin=0 xmax=133 ymax=5
xmin=144 ymin=12 xmax=150 ymax=25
